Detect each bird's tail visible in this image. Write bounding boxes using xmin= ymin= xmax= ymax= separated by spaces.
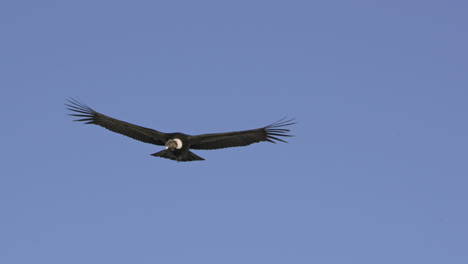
xmin=151 ymin=150 xmax=205 ymax=162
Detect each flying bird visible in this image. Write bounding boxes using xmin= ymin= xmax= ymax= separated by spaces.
xmin=66 ymin=98 xmax=295 ymax=162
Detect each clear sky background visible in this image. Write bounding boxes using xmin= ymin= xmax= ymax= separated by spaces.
xmin=1 ymin=1 xmax=467 ymax=263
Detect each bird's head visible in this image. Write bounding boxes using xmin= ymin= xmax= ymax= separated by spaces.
xmin=165 ymin=138 xmax=183 ymax=150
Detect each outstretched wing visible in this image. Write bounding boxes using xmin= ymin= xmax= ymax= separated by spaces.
xmin=66 ymin=98 xmax=168 ymax=146
xmin=189 ymin=118 xmax=295 ymax=150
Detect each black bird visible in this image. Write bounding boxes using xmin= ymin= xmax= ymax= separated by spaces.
xmin=66 ymin=98 xmax=295 ymax=162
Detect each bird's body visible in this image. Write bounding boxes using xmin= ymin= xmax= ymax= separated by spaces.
xmin=66 ymin=98 xmax=295 ymax=162
xmin=151 ymin=133 xmax=205 ymax=161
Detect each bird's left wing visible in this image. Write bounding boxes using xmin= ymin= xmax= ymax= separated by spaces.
xmin=189 ymin=118 xmax=295 ymax=150
xmin=66 ymin=98 xmax=168 ymax=146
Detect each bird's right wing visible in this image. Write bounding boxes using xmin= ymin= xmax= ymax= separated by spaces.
xmin=66 ymin=98 xmax=168 ymax=146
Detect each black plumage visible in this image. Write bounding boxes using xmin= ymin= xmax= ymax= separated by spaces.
xmin=66 ymin=98 xmax=295 ymax=162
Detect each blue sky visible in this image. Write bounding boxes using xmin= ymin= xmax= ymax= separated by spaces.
xmin=1 ymin=1 xmax=467 ymax=263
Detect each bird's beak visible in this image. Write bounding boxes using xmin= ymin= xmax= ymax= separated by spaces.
xmin=165 ymin=140 xmax=177 ymax=150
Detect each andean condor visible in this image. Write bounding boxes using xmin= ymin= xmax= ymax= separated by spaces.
xmin=66 ymin=98 xmax=295 ymax=162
